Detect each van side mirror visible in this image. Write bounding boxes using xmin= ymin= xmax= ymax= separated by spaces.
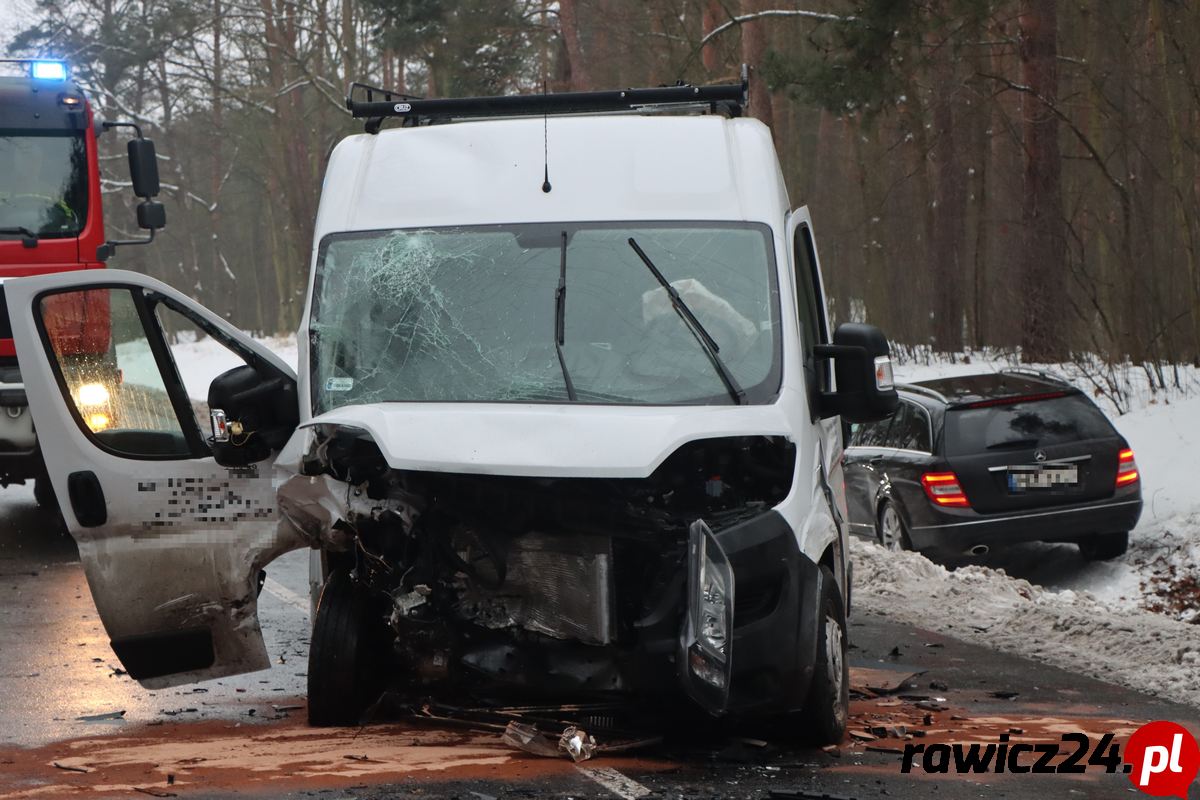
xmin=208 ymin=364 xmax=299 ymax=467
xmin=814 ymin=323 xmax=899 ymax=423
xmin=127 ymin=138 xmax=161 ymax=199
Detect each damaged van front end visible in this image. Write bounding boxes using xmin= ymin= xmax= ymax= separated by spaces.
xmin=274 ymin=409 xmax=824 ymax=718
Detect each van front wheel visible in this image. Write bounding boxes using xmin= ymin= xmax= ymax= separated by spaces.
xmin=307 ymin=571 xmax=388 ymax=726
xmin=800 ymin=565 xmax=849 ymax=745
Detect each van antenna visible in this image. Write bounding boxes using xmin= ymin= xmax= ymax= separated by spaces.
xmin=541 ymin=80 xmax=552 ymax=193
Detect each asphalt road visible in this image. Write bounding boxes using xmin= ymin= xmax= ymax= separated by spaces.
xmin=1 ymin=486 xmax=1197 ymax=800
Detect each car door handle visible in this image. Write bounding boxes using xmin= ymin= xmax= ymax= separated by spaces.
xmin=869 ymin=456 xmax=884 ymax=466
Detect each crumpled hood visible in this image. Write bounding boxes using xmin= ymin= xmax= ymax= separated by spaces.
xmin=301 ymin=402 xmax=794 ymax=478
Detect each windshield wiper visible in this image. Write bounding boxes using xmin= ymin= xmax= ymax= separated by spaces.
xmin=0 ymin=226 xmax=38 ymax=247
xmin=553 ymin=230 xmax=578 ymax=401
xmin=627 ymin=237 xmax=744 ymax=405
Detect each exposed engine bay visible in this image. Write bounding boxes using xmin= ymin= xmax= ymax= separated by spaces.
xmin=280 ymin=424 xmax=797 ymax=697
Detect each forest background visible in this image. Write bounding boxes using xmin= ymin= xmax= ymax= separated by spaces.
xmin=4 ymin=0 xmax=1199 ymax=372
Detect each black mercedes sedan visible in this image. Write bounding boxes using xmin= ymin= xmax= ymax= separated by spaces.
xmin=843 ymin=369 xmax=1142 ymax=560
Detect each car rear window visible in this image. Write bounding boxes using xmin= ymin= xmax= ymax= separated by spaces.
xmin=943 ymin=393 xmax=1117 ymax=456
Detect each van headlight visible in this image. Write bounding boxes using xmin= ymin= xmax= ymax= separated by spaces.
xmin=75 ymin=382 xmax=111 ymax=408
xmin=686 ymin=520 xmax=734 ymax=690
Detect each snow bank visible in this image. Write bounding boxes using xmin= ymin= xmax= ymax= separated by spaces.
xmin=851 ymin=537 xmax=1200 ymax=708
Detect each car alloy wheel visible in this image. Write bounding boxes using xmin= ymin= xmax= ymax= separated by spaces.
xmin=878 ymin=503 xmax=907 ymax=552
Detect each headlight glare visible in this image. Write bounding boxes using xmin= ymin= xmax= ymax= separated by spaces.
xmin=75 ymin=382 xmax=111 ymax=408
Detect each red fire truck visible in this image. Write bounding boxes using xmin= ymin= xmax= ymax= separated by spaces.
xmin=0 ymin=59 xmax=165 ymax=507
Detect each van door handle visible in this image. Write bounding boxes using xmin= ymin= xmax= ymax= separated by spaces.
xmin=869 ymin=456 xmax=884 ymax=466
xmin=68 ymin=471 xmax=107 ymax=527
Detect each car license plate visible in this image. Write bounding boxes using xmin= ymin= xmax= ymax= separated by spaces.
xmin=1007 ymin=464 xmax=1079 ymax=491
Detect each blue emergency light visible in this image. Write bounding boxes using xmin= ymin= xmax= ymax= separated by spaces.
xmin=31 ymin=60 xmax=68 ymax=81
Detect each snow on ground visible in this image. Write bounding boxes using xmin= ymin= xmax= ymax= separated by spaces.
xmin=851 ymin=536 xmax=1200 ymax=708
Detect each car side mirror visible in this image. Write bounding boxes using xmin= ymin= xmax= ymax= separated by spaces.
xmin=127 ymin=138 xmax=161 ymax=199
xmin=814 ymin=323 xmax=899 ymax=423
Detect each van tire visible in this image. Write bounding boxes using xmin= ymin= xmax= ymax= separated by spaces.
xmin=800 ymin=565 xmax=849 ymax=745
xmin=307 ymin=571 xmax=387 ymax=726
xmin=1078 ymin=532 xmax=1129 ymax=561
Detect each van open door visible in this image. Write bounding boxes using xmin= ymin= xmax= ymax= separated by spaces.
xmin=5 ymin=269 xmax=303 ymax=687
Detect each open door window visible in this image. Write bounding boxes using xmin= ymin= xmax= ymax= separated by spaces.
xmin=5 ymin=269 xmax=302 ymax=688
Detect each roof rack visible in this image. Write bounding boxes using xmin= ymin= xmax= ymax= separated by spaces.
xmin=998 ymin=366 xmax=1073 ymax=387
xmin=896 ymin=383 xmax=949 ymax=403
xmin=346 ymin=66 xmax=749 ymax=133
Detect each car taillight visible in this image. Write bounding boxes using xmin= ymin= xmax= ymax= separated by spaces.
xmin=1116 ymin=448 xmax=1139 ymax=487
xmin=921 ymin=472 xmax=970 ymax=507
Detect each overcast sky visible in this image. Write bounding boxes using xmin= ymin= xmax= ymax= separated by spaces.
xmin=1 ymin=0 xmax=35 ymax=55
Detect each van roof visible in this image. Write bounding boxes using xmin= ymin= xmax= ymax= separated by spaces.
xmin=313 ymin=114 xmax=790 ymax=239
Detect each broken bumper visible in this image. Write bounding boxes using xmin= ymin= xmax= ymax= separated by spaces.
xmin=679 ymin=510 xmax=822 ymax=717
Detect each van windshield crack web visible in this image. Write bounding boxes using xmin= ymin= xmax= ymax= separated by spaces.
xmin=310 ymin=224 xmax=778 ymax=411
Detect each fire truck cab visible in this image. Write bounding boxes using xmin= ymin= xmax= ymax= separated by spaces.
xmin=0 ymin=59 xmax=165 ymax=505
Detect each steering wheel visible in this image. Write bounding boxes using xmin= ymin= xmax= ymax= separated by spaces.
xmin=0 ymin=193 xmax=69 ymax=220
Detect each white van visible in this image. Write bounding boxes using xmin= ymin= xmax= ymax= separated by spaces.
xmin=5 ymin=77 xmax=897 ymax=744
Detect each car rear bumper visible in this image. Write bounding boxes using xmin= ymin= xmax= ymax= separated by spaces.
xmin=907 ymin=495 xmax=1143 ymax=555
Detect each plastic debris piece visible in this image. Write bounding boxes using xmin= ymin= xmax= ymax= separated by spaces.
xmin=77 ymin=710 xmax=126 ymax=721
xmin=558 ymin=726 xmax=596 ymax=762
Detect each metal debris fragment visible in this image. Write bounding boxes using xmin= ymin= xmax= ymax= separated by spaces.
xmin=558 ymin=725 xmax=596 ymax=762
xmin=502 ymin=721 xmax=560 ymax=758
xmin=501 ymin=720 xmax=596 ymax=762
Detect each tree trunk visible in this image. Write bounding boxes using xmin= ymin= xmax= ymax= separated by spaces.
xmin=930 ymin=50 xmax=966 ymax=353
xmin=558 ymin=0 xmax=591 ymax=91
xmin=740 ymin=0 xmax=774 ymax=133
xmin=1018 ymin=0 xmax=1068 ymax=361
xmin=701 ymin=0 xmax=723 ymax=74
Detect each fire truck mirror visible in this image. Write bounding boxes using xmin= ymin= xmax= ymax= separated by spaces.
xmin=127 ymin=138 xmax=161 ymax=199
xmin=136 ymin=201 xmax=166 ymax=231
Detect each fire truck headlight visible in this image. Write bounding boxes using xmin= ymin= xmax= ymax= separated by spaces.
xmin=31 ymin=61 xmax=68 ymax=81
xmin=75 ymin=382 xmax=110 ymax=408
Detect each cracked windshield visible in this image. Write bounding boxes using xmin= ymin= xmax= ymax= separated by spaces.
xmin=311 ymin=223 xmax=779 ymax=411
